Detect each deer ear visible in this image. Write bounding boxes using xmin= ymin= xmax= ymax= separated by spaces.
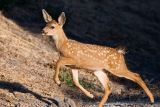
xmin=58 ymin=12 xmax=66 ymax=27
xmin=42 ymin=9 xmax=52 ymax=23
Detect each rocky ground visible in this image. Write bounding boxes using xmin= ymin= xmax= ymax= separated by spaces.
xmin=0 ymin=0 xmax=160 ymax=107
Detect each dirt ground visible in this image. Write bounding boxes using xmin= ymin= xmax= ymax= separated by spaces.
xmin=0 ymin=8 xmax=160 ymax=107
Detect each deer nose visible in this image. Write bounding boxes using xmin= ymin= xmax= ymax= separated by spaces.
xmin=42 ymin=29 xmax=47 ymax=35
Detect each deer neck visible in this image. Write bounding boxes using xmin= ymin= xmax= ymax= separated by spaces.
xmin=52 ymin=29 xmax=68 ymax=51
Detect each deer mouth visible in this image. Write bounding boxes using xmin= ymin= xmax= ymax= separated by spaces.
xmin=42 ymin=32 xmax=46 ymax=36
xmin=41 ymin=29 xmax=48 ymax=36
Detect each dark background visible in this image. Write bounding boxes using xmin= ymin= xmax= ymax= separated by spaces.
xmin=0 ymin=0 xmax=160 ymax=80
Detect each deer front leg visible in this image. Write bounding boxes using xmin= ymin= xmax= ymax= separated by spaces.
xmin=72 ymin=69 xmax=94 ymax=98
xmin=55 ymin=57 xmax=76 ymax=85
xmin=94 ymin=70 xmax=111 ymax=107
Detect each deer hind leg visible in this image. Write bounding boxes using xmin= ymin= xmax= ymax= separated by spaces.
xmin=71 ymin=69 xmax=94 ymax=98
xmin=94 ymin=70 xmax=111 ymax=107
xmin=113 ymin=69 xmax=154 ymax=103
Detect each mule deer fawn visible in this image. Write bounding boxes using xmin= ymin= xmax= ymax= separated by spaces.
xmin=42 ymin=9 xmax=154 ymax=107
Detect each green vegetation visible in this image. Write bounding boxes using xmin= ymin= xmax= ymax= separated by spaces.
xmin=59 ymin=68 xmax=74 ymax=87
xmin=59 ymin=68 xmax=98 ymax=90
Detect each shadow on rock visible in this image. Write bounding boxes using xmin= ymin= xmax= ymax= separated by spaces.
xmin=0 ymin=81 xmax=76 ymax=107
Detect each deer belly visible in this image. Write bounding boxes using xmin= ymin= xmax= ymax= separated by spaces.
xmin=76 ymin=57 xmax=105 ymax=70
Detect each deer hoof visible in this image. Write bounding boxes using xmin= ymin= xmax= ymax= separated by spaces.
xmin=150 ymin=95 xmax=154 ymax=104
xmin=54 ymin=78 xmax=61 ymax=85
xmin=88 ymin=93 xmax=94 ymax=98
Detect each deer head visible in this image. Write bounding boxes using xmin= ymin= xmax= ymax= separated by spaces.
xmin=42 ymin=9 xmax=66 ymax=39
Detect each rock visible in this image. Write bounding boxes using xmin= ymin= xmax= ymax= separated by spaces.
xmin=50 ymin=103 xmax=58 ymax=107
xmin=64 ymin=97 xmax=77 ymax=107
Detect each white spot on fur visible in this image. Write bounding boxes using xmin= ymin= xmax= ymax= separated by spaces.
xmin=117 ymin=49 xmax=125 ymax=54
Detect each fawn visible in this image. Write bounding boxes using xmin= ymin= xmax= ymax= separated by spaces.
xmin=42 ymin=9 xmax=154 ymax=107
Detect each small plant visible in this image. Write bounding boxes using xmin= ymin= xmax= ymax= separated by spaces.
xmin=79 ymin=79 xmax=95 ymax=89
xmin=59 ymin=68 xmax=98 ymax=90
xmin=59 ymin=68 xmax=74 ymax=87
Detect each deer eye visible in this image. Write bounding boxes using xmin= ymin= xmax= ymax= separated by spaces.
xmin=51 ymin=26 xmax=55 ymax=29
